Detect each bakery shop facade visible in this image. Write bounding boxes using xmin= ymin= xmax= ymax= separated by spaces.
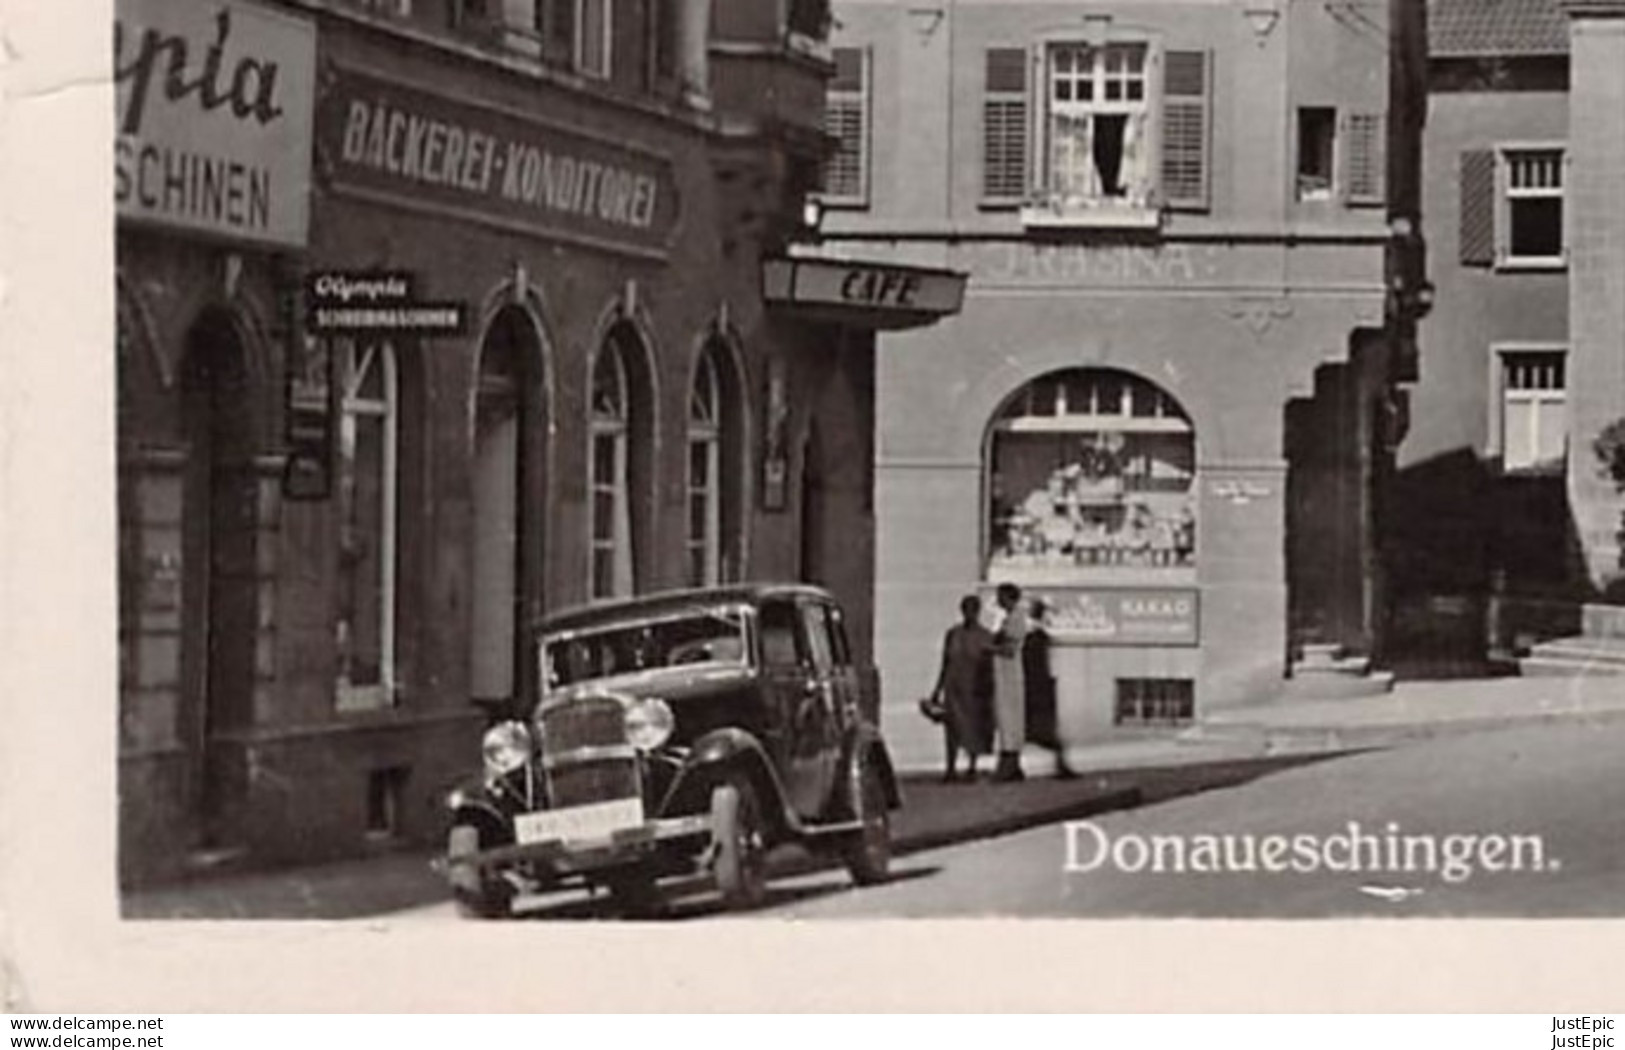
xmin=115 ymin=0 xmax=949 ymax=881
xmin=818 ymin=0 xmax=1420 ymax=767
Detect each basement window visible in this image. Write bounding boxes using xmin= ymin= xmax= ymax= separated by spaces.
xmin=366 ymin=766 xmax=410 ymax=839
xmin=1114 ymin=678 xmax=1194 ymax=725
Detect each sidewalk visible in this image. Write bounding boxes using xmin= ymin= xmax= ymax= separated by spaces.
xmin=122 ymin=669 xmax=1625 ymax=920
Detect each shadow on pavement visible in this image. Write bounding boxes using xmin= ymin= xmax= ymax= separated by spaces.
xmin=514 ymin=862 xmax=944 ymax=921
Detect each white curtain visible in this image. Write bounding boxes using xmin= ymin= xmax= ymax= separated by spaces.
xmin=1050 ymin=111 xmax=1098 ymax=203
xmin=1121 ymin=111 xmax=1152 ymax=204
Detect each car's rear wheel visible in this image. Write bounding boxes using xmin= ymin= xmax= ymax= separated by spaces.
xmin=447 ymin=823 xmax=513 ymax=919
xmin=843 ymin=751 xmax=892 ymax=886
xmin=710 ymin=778 xmax=768 ymax=910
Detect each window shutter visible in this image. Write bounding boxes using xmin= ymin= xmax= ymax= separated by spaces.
xmin=982 ymin=47 xmax=1029 ymax=204
xmin=1342 ymin=111 xmax=1386 ymax=205
xmin=544 ymin=0 xmax=575 ymax=63
xmin=821 ymin=47 xmax=869 ymax=203
xmin=1160 ymin=50 xmax=1210 ymax=211
xmin=1459 ymin=149 xmax=1496 ymax=266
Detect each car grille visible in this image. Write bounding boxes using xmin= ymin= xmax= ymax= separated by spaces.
xmin=537 ymin=695 xmax=640 ymax=809
xmin=540 ymin=696 xmax=626 ymax=751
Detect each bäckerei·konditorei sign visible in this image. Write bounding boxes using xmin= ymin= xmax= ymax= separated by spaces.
xmin=315 ymin=68 xmax=680 ymax=259
xmin=115 ymin=0 xmax=315 ymax=248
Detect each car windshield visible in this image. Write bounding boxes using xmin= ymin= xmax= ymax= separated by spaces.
xmin=543 ymin=607 xmax=752 ymax=689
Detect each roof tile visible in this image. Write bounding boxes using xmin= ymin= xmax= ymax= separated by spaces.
xmin=1430 ymin=0 xmax=1570 ymax=57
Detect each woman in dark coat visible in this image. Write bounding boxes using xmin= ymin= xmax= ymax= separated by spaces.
xmin=1023 ymin=598 xmax=1077 ymax=779
xmin=929 ymin=594 xmax=995 ymax=782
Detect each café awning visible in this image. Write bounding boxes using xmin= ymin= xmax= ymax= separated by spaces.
xmin=761 ymin=257 xmax=966 ymax=330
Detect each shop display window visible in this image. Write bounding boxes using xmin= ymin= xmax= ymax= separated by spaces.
xmin=987 ymin=367 xmax=1196 ymax=579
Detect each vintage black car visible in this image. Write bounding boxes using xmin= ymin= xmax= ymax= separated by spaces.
xmin=442 ymin=583 xmax=900 ymax=917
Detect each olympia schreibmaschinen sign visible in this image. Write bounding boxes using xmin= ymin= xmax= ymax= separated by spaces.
xmin=115 ymin=0 xmax=316 ymax=249
xmin=315 ymin=68 xmax=681 ymax=258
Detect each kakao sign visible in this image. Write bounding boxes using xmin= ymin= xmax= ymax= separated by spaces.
xmin=115 ymin=0 xmax=315 ymax=248
xmin=317 ymin=69 xmax=680 ymax=258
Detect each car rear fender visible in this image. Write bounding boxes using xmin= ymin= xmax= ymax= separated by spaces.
xmin=847 ymin=726 xmax=902 ymax=810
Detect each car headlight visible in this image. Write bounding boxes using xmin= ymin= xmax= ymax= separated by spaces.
xmin=482 ymin=721 xmax=532 ymax=778
xmin=623 ymin=697 xmax=675 ymax=751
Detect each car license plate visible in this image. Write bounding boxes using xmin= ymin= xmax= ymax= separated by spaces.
xmin=515 ymin=798 xmax=645 ymax=846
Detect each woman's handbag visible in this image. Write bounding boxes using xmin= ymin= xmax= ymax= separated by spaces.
xmin=918 ymin=695 xmax=946 ymax=725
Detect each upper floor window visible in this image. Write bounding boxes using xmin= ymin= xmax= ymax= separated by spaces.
xmin=1458 ymin=145 xmax=1566 ymax=270
xmin=820 ymin=47 xmax=870 ymax=206
xmin=571 ymin=0 xmax=612 ymax=78
xmin=1046 ymin=43 xmax=1150 ymax=208
xmin=1296 ymin=108 xmax=1336 ymax=201
xmin=449 ymin=0 xmax=609 ymax=77
xmin=1295 ymin=107 xmax=1385 ymax=205
xmin=980 ymin=42 xmax=1212 ymax=227
xmin=1504 ymin=148 xmax=1565 ymax=267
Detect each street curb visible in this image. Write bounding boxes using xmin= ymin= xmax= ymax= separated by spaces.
xmin=1199 ymin=701 xmax=1625 ymax=757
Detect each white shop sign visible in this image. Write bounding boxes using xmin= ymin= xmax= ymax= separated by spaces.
xmin=115 ymin=0 xmax=315 ymax=248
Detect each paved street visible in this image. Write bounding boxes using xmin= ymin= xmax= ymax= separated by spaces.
xmin=123 ymin=670 xmax=1625 ymax=921
xmin=364 ymin=717 xmax=1625 ymax=921
xmin=755 ymin=719 xmax=1625 ymax=918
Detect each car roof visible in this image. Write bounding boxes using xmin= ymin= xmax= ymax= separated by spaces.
xmin=539 ymin=582 xmax=837 ymax=634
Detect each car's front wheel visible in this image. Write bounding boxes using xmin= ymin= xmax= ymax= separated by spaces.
xmin=843 ymin=750 xmax=892 ymax=886
xmin=710 ymin=778 xmax=768 ymax=910
xmin=447 ymin=823 xmax=514 ymax=919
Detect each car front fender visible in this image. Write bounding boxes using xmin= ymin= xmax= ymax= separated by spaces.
xmin=444 ymin=776 xmax=512 ymax=840
xmin=661 ymin=728 xmax=796 ymax=835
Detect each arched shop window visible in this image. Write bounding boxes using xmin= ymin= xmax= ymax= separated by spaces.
xmin=590 ymin=339 xmax=634 ymax=599
xmin=337 ymin=339 xmax=400 ymax=711
xmin=986 ymin=367 xmax=1196 ymax=579
xmin=687 ymin=346 xmax=723 ymax=587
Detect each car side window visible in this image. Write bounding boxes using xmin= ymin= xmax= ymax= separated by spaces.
xmin=759 ymin=600 xmax=805 ymax=668
xmin=799 ymin=603 xmax=836 ymax=673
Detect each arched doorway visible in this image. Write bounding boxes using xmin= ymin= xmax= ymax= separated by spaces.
xmin=179 ymin=310 xmax=258 ymax=848
xmin=470 ymin=306 xmax=544 ymax=705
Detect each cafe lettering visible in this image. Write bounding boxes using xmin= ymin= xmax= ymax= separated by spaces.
xmin=761 ymin=257 xmax=967 ymax=326
xmin=841 ymin=268 xmax=922 ymax=308
xmin=318 ymin=70 xmax=679 ymax=256
xmin=113 ymin=0 xmax=315 ymax=248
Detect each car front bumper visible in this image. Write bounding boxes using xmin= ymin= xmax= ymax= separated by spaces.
xmin=443 ymin=811 xmax=716 ymax=879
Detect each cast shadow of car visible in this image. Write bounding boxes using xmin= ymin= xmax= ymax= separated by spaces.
xmin=511 ymin=856 xmax=942 ymax=921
